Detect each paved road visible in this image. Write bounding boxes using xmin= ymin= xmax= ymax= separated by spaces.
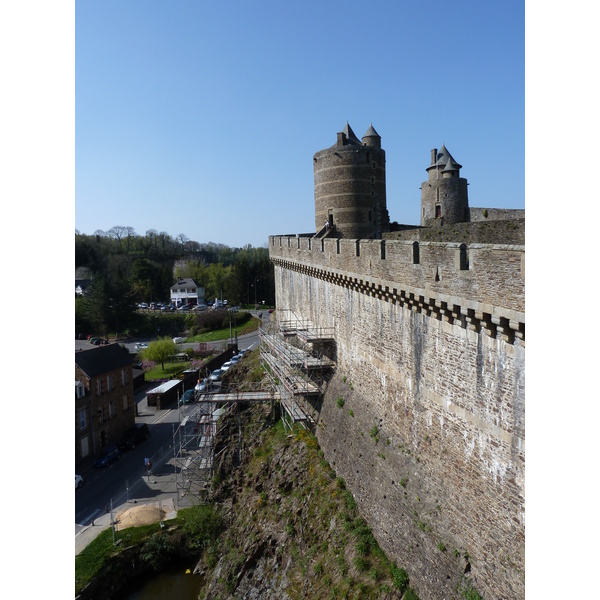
xmin=75 ymin=310 xmax=267 ymax=354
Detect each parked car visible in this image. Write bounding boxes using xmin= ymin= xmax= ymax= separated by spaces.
xmin=178 ymin=304 xmax=192 ymax=311
xmin=195 ymin=378 xmax=209 ymax=393
xmin=209 ymin=369 xmax=223 ymax=382
xmin=161 ymin=305 xmax=173 ymax=312
xmin=173 ymin=337 xmax=184 ymax=344
xmin=75 ymin=474 xmax=83 ymax=489
xmin=268 ymin=308 xmax=274 ymax=313
xmin=134 ymin=343 xmax=148 ymax=351
xmin=118 ymin=423 xmax=150 ymax=450
xmin=180 ymin=389 xmax=196 ymax=405
xmin=93 ymin=445 xmax=120 ymax=468
xmin=138 ymin=302 xmax=149 ymax=309
xmin=230 ymin=354 xmax=241 ymax=364
xmin=221 ymin=361 xmax=233 ymax=372
xmin=89 ymin=337 xmax=100 ymax=345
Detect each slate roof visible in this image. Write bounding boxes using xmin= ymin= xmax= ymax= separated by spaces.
xmin=342 ymin=121 xmax=361 ymax=144
xmin=170 ymin=278 xmax=200 ymax=290
xmin=431 ymin=144 xmax=462 ymax=170
xmin=75 ymin=344 xmax=133 ymax=378
xmin=362 ymin=124 xmax=380 ymax=139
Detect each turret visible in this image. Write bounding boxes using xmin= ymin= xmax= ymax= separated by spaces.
xmin=420 ymin=144 xmax=469 ymax=226
xmin=313 ymin=122 xmax=389 ymax=239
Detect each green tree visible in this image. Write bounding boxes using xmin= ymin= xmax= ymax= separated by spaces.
xmin=142 ymin=336 xmax=177 ymax=370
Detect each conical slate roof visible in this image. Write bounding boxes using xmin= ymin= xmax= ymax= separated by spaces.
xmin=342 ymin=121 xmax=361 ymax=144
xmin=363 ymin=123 xmax=380 ymax=139
xmin=432 ymin=144 xmax=462 ymax=170
xmin=443 ymin=156 xmax=460 ymax=172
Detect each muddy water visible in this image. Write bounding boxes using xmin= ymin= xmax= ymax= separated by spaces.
xmin=119 ymin=566 xmax=202 ymax=600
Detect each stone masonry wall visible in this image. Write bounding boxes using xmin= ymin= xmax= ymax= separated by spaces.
xmin=270 ymin=237 xmax=525 ymax=599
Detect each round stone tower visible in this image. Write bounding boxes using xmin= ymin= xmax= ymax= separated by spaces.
xmin=313 ymin=122 xmax=389 ymax=239
xmin=420 ymin=144 xmax=469 ymax=226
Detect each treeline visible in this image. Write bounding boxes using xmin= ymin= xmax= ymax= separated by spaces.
xmin=75 ymin=227 xmax=274 ymax=337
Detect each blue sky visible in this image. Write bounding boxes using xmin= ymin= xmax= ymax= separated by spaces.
xmin=75 ymin=1 xmax=524 ymax=248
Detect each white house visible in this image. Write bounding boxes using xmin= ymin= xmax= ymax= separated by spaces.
xmin=170 ymin=278 xmax=206 ymax=306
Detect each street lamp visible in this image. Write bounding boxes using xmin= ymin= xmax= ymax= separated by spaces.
xmin=253 ymin=276 xmax=259 ymax=309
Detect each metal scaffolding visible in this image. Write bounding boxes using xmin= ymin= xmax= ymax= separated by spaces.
xmin=172 ymin=384 xmax=278 ymax=505
xmin=260 ymin=309 xmax=335 ymax=430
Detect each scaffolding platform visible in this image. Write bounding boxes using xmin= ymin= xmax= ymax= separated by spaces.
xmin=260 ymin=309 xmax=336 ymax=430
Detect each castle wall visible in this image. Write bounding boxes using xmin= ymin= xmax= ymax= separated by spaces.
xmin=270 ymin=236 xmax=525 ymax=599
xmin=469 ymin=207 xmax=526 ymax=222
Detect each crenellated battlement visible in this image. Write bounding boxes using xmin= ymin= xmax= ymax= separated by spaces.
xmin=269 ymin=234 xmax=524 ymax=344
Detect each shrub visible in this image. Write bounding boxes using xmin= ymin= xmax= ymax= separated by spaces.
xmin=336 ymin=396 xmax=345 ymax=408
xmin=391 ymin=565 xmax=409 ymax=592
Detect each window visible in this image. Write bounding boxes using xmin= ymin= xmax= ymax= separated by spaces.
xmin=459 ymin=244 xmax=469 ymax=270
xmin=122 ymin=394 xmax=129 ymax=410
xmin=122 ymin=369 xmax=128 ymax=386
xmin=109 ymin=401 xmax=115 ymax=419
xmin=107 ymin=374 xmax=113 ymax=392
xmin=97 ymin=379 xmax=103 ymax=395
xmin=79 ymin=410 xmax=87 ymax=430
xmin=435 ymin=205 xmax=441 ymax=218
xmin=80 ymin=436 xmax=89 ymax=459
xmin=381 ymin=240 xmax=386 ymax=260
xmin=98 ymin=406 xmax=104 ymax=423
xmin=412 ymin=241 xmax=420 ymax=265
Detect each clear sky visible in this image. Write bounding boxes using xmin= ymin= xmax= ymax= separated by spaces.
xmin=75 ymin=1 xmax=524 ymax=248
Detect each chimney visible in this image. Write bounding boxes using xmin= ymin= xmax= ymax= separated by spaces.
xmin=431 ymin=148 xmax=437 ymax=165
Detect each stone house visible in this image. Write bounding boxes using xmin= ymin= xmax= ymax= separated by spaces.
xmin=75 ymin=344 xmax=135 ymax=465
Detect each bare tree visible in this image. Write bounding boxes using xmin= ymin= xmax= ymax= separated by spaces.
xmin=107 ymin=225 xmax=129 ymax=250
xmin=177 ymin=233 xmax=190 ymax=257
xmin=125 ymin=226 xmax=136 ymax=252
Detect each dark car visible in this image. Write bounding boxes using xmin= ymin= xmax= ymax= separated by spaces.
xmin=118 ymin=423 xmax=150 ymax=450
xmin=180 ymin=389 xmax=196 ymax=405
xmin=93 ymin=445 xmax=120 ymax=467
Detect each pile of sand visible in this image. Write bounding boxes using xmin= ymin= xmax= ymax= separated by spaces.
xmin=115 ymin=505 xmax=166 ymax=530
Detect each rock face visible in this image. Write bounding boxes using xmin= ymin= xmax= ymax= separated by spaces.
xmin=194 ymin=404 xmax=427 ymax=599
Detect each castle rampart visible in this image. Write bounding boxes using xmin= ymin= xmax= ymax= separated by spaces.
xmin=270 ymin=235 xmax=524 ymax=344
xmin=269 ymin=234 xmax=525 ymax=599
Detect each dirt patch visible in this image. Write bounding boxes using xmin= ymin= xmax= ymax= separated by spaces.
xmin=115 ymin=505 xmax=166 ymax=530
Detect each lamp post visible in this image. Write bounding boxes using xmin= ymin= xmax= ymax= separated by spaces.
xmin=253 ymin=276 xmax=259 ymax=310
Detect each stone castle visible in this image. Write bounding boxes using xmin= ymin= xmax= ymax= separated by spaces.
xmin=267 ymin=123 xmax=525 ymax=599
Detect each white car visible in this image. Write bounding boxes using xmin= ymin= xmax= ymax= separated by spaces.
xmin=173 ymin=337 xmax=183 ymax=344
xmin=134 ymin=343 xmax=148 ymax=351
xmin=221 ymin=361 xmax=234 ymax=372
xmin=209 ymin=369 xmax=223 ymax=381
xmin=75 ymin=474 xmax=83 ymax=489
